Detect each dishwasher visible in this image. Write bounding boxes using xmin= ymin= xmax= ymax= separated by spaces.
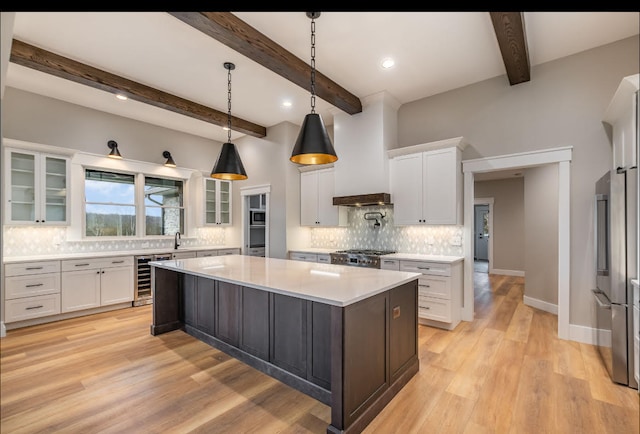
xmin=133 ymin=253 xmax=172 ymax=306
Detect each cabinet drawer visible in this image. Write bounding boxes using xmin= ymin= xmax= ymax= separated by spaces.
xmin=290 ymin=253 xmax=317 ymax=262
xmin=418 ymin=276 xmax=450 ymax=299
xmin=6 ymin=273 xmax=60 ymax=299
xmin=400 ymin=260 xmax=450 ymax=277
xmin=217 ymin=249 xmax=239 ymax=256
xmin=380 ymin=259 xmax=400 ymax=270
xmin=5 ymin=260 xmax=60 ymax=276
xmin=418 ymin=295 xmax=451 ymax=322
xmin=5 ymin=294 xmax=61 ymax=323
xmin=61 ymin=256 xmax=133 ymax=271
xmin=317 ymin=254 xmax=331 ymax=263
xmin=196 ymin=250 xmax=218 ymax=257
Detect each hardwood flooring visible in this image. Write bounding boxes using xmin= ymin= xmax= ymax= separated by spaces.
xmin=1 ymin=272 xmax=638 ymax=433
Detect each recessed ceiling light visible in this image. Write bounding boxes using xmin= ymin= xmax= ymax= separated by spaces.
xmin=282 ymin=100 xmax=292 ymax=108
xmin=222 ymin=126 xmax=230 ymax=131
xmin=115 ymin=94 xmax=128 ymax=101
xmin=381 ymin=58 xmax=395 ymax=69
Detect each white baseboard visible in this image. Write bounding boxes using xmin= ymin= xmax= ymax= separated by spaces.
xmin=490 ymin=268 xmax=525 ymax=277
xmin=523 ymin=295 xmax=558 ymax=315
xmin=569 ymin=324 xmax=611 ymax=346
xmin=0 ymin=321 xmax=5 ymax=338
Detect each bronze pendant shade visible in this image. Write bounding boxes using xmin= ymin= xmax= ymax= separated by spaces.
xmin=290 ymin=113 xmax=337 ymax=165
xmin=211 ymin=61 xmax=248 ymax=180
xmin=290 ymin=12 xmax=338 ymax=166
xmin=211 ymin=142 xmax=247 ymax=180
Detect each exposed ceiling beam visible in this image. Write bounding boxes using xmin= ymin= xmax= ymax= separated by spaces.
xmin=9 ymin=39 xmax=267 ymax=138
xmin=489 ymin=12 xmax=530 ymax=86
xmin=169 ymin=12 xmax=363 ymax=116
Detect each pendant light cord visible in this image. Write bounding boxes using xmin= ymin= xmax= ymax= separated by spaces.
xmin=227 ymin=65 xmax=233 ymax=143
xmin=310 ymin=15 xmax=316 ymax=114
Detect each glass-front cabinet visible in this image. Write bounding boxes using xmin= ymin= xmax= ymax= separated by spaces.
xmin=204 ymin=178 xmax=231 ymax=225
xmin=5 ymin=148 xmax=70 ymax=225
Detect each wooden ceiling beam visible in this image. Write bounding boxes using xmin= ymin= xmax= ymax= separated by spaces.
xmin=169 ymin=12 xmax=363 ymax=116
xmin=489 ymin=12 xmax=530 ymax=86
xmin=10 ymin=39 xmax=267 ymax=138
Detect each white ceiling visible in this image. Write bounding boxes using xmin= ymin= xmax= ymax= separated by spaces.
xmin=5 ymin=11 xmax=639 ymax=143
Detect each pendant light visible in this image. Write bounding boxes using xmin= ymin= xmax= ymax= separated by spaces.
xmin=290 ymin=12 xmax=338 ymax=165
xmin=211 ymin=62 xmax=248 ymax=180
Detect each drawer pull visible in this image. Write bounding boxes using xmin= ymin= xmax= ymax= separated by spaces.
xmin=26 ymin=305 xmax=44 ymax=310
xmin=75 ymin=263 xmax=90 ymax=267
xmin=419 ymin=305 xmax=431 ymax=310
xmin=417 ymin=266 xmax=431 ymax=270
xmin=25 ymin=266 xmax=43 ymax=270
xmin=111 ymin=260 xmax=125 ymax=264
xmin=25 ymin=283 xmax=44 ymax=288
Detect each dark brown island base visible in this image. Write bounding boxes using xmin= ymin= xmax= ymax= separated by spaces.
xmin=150 ymin=255 xmax=421 ymax=433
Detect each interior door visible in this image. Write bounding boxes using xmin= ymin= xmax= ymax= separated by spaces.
xmin=474 ymin=205 xmax=489 ymax=261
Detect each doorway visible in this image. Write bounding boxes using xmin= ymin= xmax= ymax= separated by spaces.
xmin=474 ymin=204 xmax=490 ymax=263
xmin=240 ymin=184 xmax=271 ymax=258
xmin=462 ymin=147 xmax=572 ymax=339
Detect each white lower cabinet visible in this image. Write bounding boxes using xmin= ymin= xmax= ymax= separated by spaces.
xmin=398 ymin=259 xmax=463 ymax=330
xmin=61 ymin=256 xmax=133 ymax=313
xmin=4 ymin=260 xmax=61 ymax=322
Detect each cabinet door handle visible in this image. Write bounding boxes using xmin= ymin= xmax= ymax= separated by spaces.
xmin=75 ymin=263 xmax=90 ymax=267
xmin=25 ymin=283 xmax=44 ymax=288
xmin=26 ymin=305 xmax=44 ymax=310
xmin=25 ymin=267 xmax=43 ymax=270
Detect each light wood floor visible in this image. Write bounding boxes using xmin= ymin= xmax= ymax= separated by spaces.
xmin=1 ymin=273 xmax=638 ymax=433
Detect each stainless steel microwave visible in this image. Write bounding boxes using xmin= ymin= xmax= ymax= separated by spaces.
xmin=250 ymin=210 xmax=265 ymax=225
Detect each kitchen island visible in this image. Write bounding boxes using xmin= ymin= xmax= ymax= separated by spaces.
xmin=150 ymin=255 xmax=420 ymax=434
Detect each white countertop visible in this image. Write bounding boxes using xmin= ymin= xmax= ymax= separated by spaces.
xmin=151 ymin=255 xmax=421 ymax=307
xmin=2 ymin=245 xmax=240 ymax=264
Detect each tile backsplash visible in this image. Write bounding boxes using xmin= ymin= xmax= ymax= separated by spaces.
xmin=310 ymin=206 xmax=463 ymax=256
xmin=2 ymin=226 xmax=226 ymax=257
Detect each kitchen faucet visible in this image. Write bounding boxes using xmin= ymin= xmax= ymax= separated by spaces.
xmin=174 ymin=231 xmax=181 ymax=250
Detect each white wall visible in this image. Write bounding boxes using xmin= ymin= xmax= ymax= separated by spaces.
xmin=524 ymin=164 xmax=559 ymax=304
xmin=398 ymin=36 xmax=639 ymax=327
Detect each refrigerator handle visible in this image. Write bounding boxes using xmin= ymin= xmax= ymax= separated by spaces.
xmin=592 ymin=290 xmax=612 ymax=309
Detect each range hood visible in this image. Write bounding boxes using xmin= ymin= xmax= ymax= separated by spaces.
xmin=333 ymin=193 xmax=392 ymax=207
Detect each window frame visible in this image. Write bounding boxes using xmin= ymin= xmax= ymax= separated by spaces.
xmin=82 ymin=167 xmax=188 ymax=240
xmin=142 ymin=174 xmax=185 ymax=237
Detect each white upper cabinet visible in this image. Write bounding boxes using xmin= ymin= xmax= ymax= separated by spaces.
xmin=389 ymin=138 xmax=465 ymax=226
xmin=300 ymin=167 xmax=347 ymax=227
xmin=203 ymin=178 xmax=232 ymax=225
xmin=5 ymin=147 xmax=70 ymax=225
xmin=604 ymin=74 xmax=639 ymax=171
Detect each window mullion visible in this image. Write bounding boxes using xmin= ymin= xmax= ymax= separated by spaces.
xmin=136 ymin=173 xmax=145 ymax=238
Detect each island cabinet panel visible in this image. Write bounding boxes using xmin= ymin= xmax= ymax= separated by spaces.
xmin=342 ymin=292 xmax=388 ymax=427
xmin=182 ymin=274 xmax=196 ymax=326
xmin=196 ymin=277 xmax=215 ymax=335
xmin=215 ymin=281 xmax=241 ymax=346
xmin=389 ymin=281 xmax=418 ymax=383
xmin=150 ymin=267 xmax=182 ymax=335
xmin=271 ymin=293 xmax=308 ymax=378
xmin=240 ymin=286 xmax=270 ymax=360
xmin=307 ymin=302 xmax=332 ymax=390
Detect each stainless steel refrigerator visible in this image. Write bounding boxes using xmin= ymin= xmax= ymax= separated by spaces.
xmin=593 ymin=167 xmax=638 ymax=389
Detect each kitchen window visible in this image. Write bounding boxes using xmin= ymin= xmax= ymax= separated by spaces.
xmin=85 ymin=169 xmax=136 ymax=236
xmin=84 ymin=169 xmax=185 ymax=237
xmin=144 ymin=176 xmax=184 ymax=236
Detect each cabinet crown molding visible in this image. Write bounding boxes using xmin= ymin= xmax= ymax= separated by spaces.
xmin=387 ymin=137 xmax=468 ymax=159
